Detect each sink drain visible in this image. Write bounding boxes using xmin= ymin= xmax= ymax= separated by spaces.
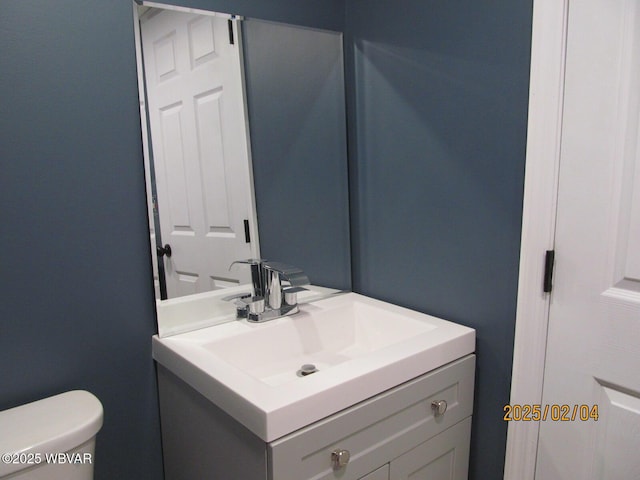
xmin=297 ymin=364 xmax=318 ymax=377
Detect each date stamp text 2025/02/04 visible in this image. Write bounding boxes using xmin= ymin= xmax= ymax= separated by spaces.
xmin=503 ymin=404 xmax=599 ymax=422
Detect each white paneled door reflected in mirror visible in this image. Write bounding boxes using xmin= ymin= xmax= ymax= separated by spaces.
xmin=136 ymin=6 xmax=258 ymax=300
xmin=134 ymin=3 xmax=349 ymax=301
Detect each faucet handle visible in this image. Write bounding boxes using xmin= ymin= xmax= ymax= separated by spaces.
xmin=262 ymin=262 xmax=308 ymax=310
xmin=262 ymin=262 xmax=310 ymax=287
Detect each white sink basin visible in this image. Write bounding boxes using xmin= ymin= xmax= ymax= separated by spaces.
xmin=152 ymin=292 xmax=475 ymax=441
xmin=204 ymin=299 xmax=436 ymax=386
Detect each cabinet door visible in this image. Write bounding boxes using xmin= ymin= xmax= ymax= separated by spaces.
xmin=360 ymin=464 xmax=390 ymax=480
xmin=390 ymin=417 xmax=471 ymax=480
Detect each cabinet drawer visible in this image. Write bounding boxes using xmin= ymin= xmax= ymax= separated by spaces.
xmin=268 ymin=354 xmax=475 ymax=480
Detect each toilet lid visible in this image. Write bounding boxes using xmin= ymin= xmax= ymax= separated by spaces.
xmin=0 ymin=390 xmax=103 ymax=476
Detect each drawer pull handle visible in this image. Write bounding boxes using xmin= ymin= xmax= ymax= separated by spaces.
xmin=331 ymin=449 xmax=351 ymax=469
xmin=432 ymin=400 xmax=448 ymax=417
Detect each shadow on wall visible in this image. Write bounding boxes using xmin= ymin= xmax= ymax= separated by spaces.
xmin=352 ymin=36 xmax=526 ymax=318
xmin=346 ymin=1 xmax=532 ymax=479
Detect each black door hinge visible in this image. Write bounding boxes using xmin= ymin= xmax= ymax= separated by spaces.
xmin=244 ymin=219 xmax=251 ymax=243
xmin=543 ymin=250 xmax=555 ymax=293
xmin=228 ymin=19 xmax=235 ymax=45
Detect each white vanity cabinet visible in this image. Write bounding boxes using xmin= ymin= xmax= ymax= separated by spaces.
xmin=157 ymin=354 xmax=474 ymax=480
xmin=269 ymin=354 xmax=474 ymax=480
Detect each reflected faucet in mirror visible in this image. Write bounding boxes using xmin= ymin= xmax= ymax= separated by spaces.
xmin=230 ymin=260 xmax=309 ymax=322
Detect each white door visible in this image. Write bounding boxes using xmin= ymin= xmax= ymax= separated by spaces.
xmin=536 ymin=0 xmax=640 ymax=478
xmin=140 ymin=8 xmax=258 ymax=298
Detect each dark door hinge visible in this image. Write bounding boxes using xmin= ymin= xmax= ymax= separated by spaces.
xmin=228 ymin=19 xmax=235 ymax=45
xmin=244 ymin=219 xmax=251 ymax=243
xmin=543 ymin=250 xmax=555 ymax=293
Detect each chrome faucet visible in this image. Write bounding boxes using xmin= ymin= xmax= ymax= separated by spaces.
xmin=229 ymin=259 xmax=309 ymax=322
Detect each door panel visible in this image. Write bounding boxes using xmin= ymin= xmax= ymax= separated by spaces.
xmin=140 ymin=9 xmax=257 ymax=298
xmin=536 ymin=0 xmax=640 ymax=478
xmin=592 ymin=384 xmax=640 ymax=478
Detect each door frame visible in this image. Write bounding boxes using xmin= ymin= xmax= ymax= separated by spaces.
xmin=504 ymin=0 xmax=569 ymax=478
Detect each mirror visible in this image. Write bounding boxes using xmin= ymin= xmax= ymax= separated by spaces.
xmin=136 ymin=5 xmax=259 ymax=300
xmin=134 ymin=3 xmax=351 ymax=308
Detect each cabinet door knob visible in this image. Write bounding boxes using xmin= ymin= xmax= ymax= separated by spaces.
xmin=431 ymin=400 xmax=448 ymax=416
xmin=331 ymin=449 xmax=350 ymax=469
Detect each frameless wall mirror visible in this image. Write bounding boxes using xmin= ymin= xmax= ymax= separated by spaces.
xmin=133 ymin=2 xmax=351 ymax=306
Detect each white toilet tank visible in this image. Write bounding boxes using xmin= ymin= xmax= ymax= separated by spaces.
xmin=0 ymin=390 xmax=103 ymax=480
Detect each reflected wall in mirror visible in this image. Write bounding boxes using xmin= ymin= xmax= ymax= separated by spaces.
xmin=134 ymin=2 xmax=351 ymax=304
xmin=242 ymin=17 xmax=351 ymax=292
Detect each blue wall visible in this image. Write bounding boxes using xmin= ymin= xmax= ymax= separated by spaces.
xmin=0 ymin=1 xmax=163 ymax=478
xmin=1 ymin=0 xmax=533 ymax=478
xmin=345 ymin=1 xmax=532 ymax=478
xmin=0 ymin=1 xmax=344 ymax=479
xmin=243 ymin=19 xmax=351 ymax=289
